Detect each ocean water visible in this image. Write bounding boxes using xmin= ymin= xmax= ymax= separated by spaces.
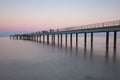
xmin=0 ymin=35 xmax=120 ymax=80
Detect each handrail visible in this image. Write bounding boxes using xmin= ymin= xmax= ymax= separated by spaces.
xmin=57 ymin=20 xmax=120 ymax=32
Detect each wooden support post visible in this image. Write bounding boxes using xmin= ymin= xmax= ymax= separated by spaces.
xmin=22 ymin=36 xmax=23 ymax=40
xmin=65 ymin=33 xmax=67 ymax=47
xmin=84 ymin=33 xmax=87 ymax=49
xmin=36 ymin=35 xmax=38 ymax=42
xmin=32 ymin=35 xmax=33 ymax=41
xmin=23 ymin=36 xmax=25 ymax=40
xmin=35 ymin=35 xmax=37 ymax=41
xmin=58 ymin=34 xmax=59 ymax=46
xmin=76 ymin=33 xmax=78 ymax=48
xmin=31 ymin=35 xmax=33 ymax=40
xmin=37 ymin=35 xmax=39 ymax=42
xmin=10 ymin=35 xmax=12 ymax=39
xmin=20 ymin=36 xmax=22 ymax=40
xmin=40 ymin=35 xmax=41 ymax=42
xmin=11 ymin=36 xmax=13 ymax=39
xmin=106 ymin=32 xmax=109 ymax=48
xmin=70 ymin=33 xmax=72 ymax=48
xmin=29 ymin=35 xmax=30 ymax=40
xmin=43 ymin=34 xmax=45 ymax=43
xmin=13 ymin=36 xmax=14 ymax=39
xmin=35 ymin=35 xmax=36 ymax=41
xmin=47 ymin=34 xmax=49 ymax=44
xmin=32 ymin=35 xmax=34 ymax=41
xmin=33 ymin=35 xmax=34 ymax=41
xmin=10 ymin=35 xmax=11 ymax=39
xmin=52 ymin=34 xmax=54 ymax=44
xmin=114 ymin=31 xmax=117 ymax=49
xmin=19 ymin=35 xmax=21 ymax=39
xmin=91 ymin=32 xmax=93 ymax=48
xmin=21 ymin=36 xmax=22 ymax=40
xmin=53 ymin=34 xmax=55 ymax=45
xmin=16 ymin=36 xmax=18 ymax=39
xmin=54 ymin=34 xmax=55 ymax=45
xmin=26 ymin=35 xmax=28 ymax=40
xmin=51 ymin=34 xmax=53 ymax=44
xmin=61 ymin=34 xmax=62 ymax=47
xmin=28 ymin=36 xmax=29 ymax=40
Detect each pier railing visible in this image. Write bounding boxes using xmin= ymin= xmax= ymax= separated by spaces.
xmin=57 ymin=20 xmax=120 ymax=32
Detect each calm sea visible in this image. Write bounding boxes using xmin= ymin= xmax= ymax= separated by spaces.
xmin=0 ymin=35 xmax=120 ymax=80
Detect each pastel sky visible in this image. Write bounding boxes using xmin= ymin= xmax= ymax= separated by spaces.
xmin=0 ymin=0 xmax=120 ymax=36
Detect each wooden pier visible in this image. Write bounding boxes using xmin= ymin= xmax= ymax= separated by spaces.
xmin=10 ymin=20 xmax=120 ymax=49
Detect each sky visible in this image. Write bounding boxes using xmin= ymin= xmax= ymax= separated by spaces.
xmin=0 ymin=0 xmax=120 ymax=36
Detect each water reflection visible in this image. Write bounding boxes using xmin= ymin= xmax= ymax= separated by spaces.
xmin=113 ymin=48 xmax=117 ymax=64
xmin=47 ymin=40 xmax=118 ymax=65
xmin=105 ymin=47 xmax=117 ymax=64
xmin=90 ymin=47 xmax=94 ymax=62
xmin=83 ymin=47 xmax=87 ymax=61
xmin=42 ymin=39 xmax=118 ymax=65
xmin=105 ymin=47 xmax=109 ymax=64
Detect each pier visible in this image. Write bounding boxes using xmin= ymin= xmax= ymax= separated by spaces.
xmin=10 ymin=20 xmax=120 ymax=49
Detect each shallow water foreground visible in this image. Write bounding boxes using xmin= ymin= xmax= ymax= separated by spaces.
xmin=0 ymin=37 xmax=120 ymax=80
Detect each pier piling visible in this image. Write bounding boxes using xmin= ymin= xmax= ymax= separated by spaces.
xmin=76 ymin=33 xmax=78 ymax=48
xmin=70 ymin=33 xmax=72 ymax=48
xmin=91 ymin=32 xmax=93 ymax=48
xmin=114 ymin=31 xmax=117 ymax=49
xmin=47 ymin=34 xmax=49 ymax=44
xmin=43 ymin=34 xmax=45 ymax=43
xmin=61 ymin=34 xmax=62 ymax=47
xmin=106 ymin=32 xmax=109 ymax=48
xmin=58 ymin=34 xmax=59 ymax=46
xmin=65 ymin=34 xmax=67 ymax=48
xmin=84 ymin=33 xmax=87 ymax=49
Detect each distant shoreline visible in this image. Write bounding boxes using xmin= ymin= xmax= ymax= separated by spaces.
xmin=0 ymin=36 xmax=9 ymax=37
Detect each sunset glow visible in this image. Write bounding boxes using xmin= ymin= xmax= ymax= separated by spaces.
xmin=0 ymin=0 xmax=120 ymax=36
